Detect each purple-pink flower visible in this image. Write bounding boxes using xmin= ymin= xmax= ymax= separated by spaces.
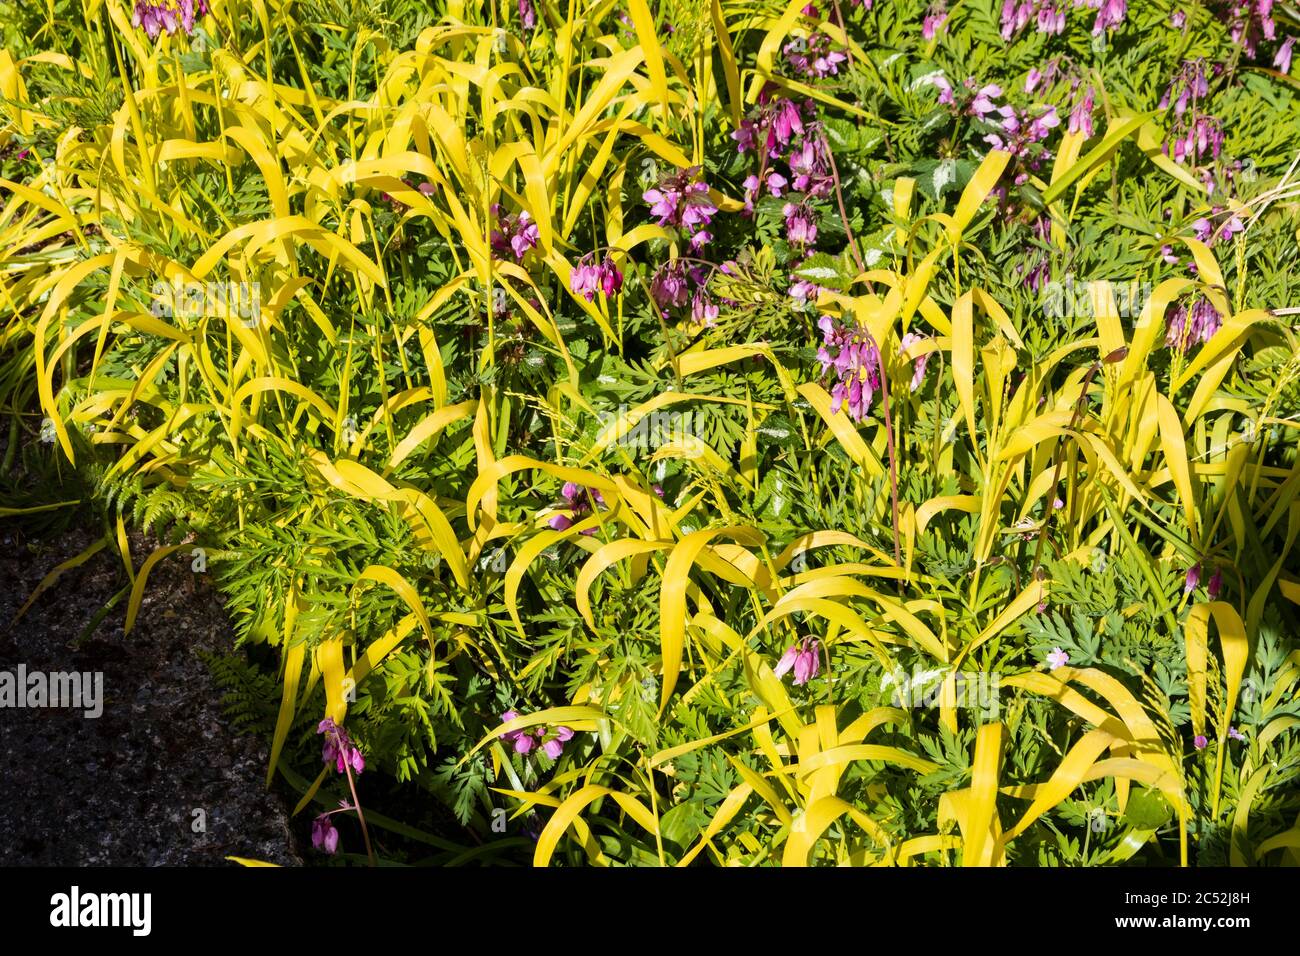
xmin=548 ymin=482 xmax=605 ymax=533
xmin=1166 ymin=298 xmax=1221 ymax=351
xmin=650 ymin=260 xmax=692 ymax=313
xmin=782 ymin=201 xmax=818 ymax=248
xmin=643 ymin=167 xmax=717 ymax=248
xmin=1226 ymin=0 xmax=1279 ymax=58
xmin=898 ymin=332 xmax=932 ymax=391
xmin=570 ymin=255 xmax=623 ymax=301
xmin=1084 ymin=0 xmax=1127 ymax=35
xmin=1000 ymin=1 xmax=1067 ymax=40
xmin=1046 ymin=647 xmax=1070 ymax=671
xmin=1275 ymin=36 xmax=1295 ymax=74
xmin=490 ymin=205 xmax=540 ymax=260
xmin=518 ymin=0 xmax=537 ymax=30
xmin=311 ymin=813 xmax=340 ymax=854
xmin=922 ymin=5 xmax=949 ymax=40
xmin=318 ymin=718 xmax=365 ymax=775
xmin=690 ymin=290 xmax=720 ymax=326
xmin=774 ymin=637 xmax=822 ymax=685
xmin=499 ymin=710 xmax=575 ymax=759
xmin=783 ymin=33 xmax=847 ymax=78
xmin=132 ymin=0 xmax=208 ymax=39
xmin=1068 ymin=85 xmax=1096 ymax=138
xmin=817 ymin=315 xmax=881 ymax=422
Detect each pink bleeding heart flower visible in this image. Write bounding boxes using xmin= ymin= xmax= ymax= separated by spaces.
xmin=774 ymin=637 xmax=822 ymax=685
xmin=898 ymin=332 xmax=931 ymax=391
xmin=311 ymin=813 xmax=340 ymax=854
xmin=318 ymin=718 xmax=365 ymax=775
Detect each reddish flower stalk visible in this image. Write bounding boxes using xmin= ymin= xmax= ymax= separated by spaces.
xmin=317 ymin=718 xmax=376 ymax=865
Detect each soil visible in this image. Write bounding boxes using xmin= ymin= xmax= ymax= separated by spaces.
xmin=0 ymin=524 xmax=301 ymax=866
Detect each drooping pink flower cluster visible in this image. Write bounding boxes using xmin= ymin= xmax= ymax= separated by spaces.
xmin=1158 ymin=60 xmax=1246 ymax=195
xmin=548 ymin=481 xmax=605 ymax=532
xmin=774 ymin=637 xmax=822 ymax=685
xmin=1078 ymin=0 xmax=1126 ymax=35
xmin=817 ymin=315 xmax=881 ymax=422
xmin=733 ymin=93 xmax=831 ymax=219
xmin=1226 ymin=0 xmax=1278 ymax=58
xmin=1276 ymin=36 xmax=1297 ymax=73
xmin=1067 ymin=85 xmax=1096 ymax=137
xmin=789 ymin=278 xmax=828 ymax=309
xmin=783 ymin=33 xmax=848 ymax=78
xmin=1023 ymin=60 xmax=1097 ymax=138
xmin=1018 ymin=216 xmax=1053 ymax=292
xmin=999 ymin=0 xmax=1123 ymax=39
xmin=1168 ymin=114 xmax=1226 ymax=167
xmin=490 ymin=204 xmax=540 ymax=260
xmin=922 ymin=4 xmax=950 ymax=40
xmin=1209 ymin=0 xmax=1297 ymax=75
xmin=691 ymin=287 xmax=720 ymax=325
xmin=518 ymin=0 xmax=537 ymax=30
xmin=649 ymin=260 xmax=721 ymax=324
xmin=643 ymin=166 xmax=718 ymax=252
xmin=898 ymin=332 xmax=932 ymax=391
xmin=1192 ymin=208 xmax=1244 ymax=246
xmin=783 ymin=202 xmax=818 ymax=249
xmin=1165 ymin=297 xmax=1222 ymax=351
xmin=1161 ymin=59 xmax=1211 ymax=116
xmin=499 ymin=710 xmax=574 ymax=759
xmin=318 ymin=718 xmax=365 ymax=775
xmin=569 ymin=255 xmax=623 ymax=301
xmin=311 ymin=812 xmax=340 ymax=854
xmin=984 ymin=105 xmax=1060 ymax=182
xmin=131 ymin=0 xmax=208 ymax=39
xmin=930 ymin=77 xmax=1013 ymax=123
xmin=1000 ymin=0 xmax=1068 ymax=39
xmin=650 ymin=260 xmax=691 ymax=312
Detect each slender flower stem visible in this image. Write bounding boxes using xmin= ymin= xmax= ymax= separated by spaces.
xmin=821 ymin=129 xmax=869 ymax=283
xmin=829 ymin=0 xmax=855 ymax=71
xmin=865 ymin=330 xmax=903 ymax=568
xmin=342 ymin=761 xmax=376 ymax=867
